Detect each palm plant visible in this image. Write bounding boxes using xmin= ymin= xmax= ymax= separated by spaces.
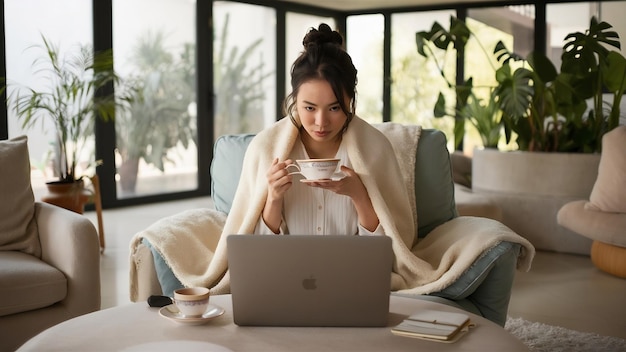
xmin=115 ymin=31 xmax=196 ymax=192
xmin=213 ymin=14 xmax=272 ymax=138
xmin=3 ymin=34 xmax=135 ymax=183
xmin=459 ymin=90 xmax=504 ymax=149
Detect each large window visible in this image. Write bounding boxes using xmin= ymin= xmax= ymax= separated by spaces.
xmin=347 ymin=14 xmax=385 ymax=123
xmin=390 ymin=11 xmax=456 ymax=148
xmin=214 ymin=1 xmax=277 ymax=136
xmin=112 ymin=0 xmax=197 ymax=199
xmin=546 ymin=3 xmax=597 ymax=66
xmin=4 ymin=1 xmax=626 ymax=208
xmin=4 ymin=0 xmax=93 ymax=200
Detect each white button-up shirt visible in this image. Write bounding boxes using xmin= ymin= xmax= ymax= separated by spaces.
xmin=255 ymin=138 xmax=384 ymax=236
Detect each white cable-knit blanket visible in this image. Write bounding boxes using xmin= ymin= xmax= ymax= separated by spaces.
xmin=130 ymin=116 xmax=534 ymax=299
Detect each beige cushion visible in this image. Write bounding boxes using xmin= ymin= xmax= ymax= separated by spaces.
xmin=558 ymin=200 xmax=626 ymax=247
xmin=0 ymin=136 xmax=40 ymax=256
xmin=587 ymin=126 xmax=626 ymax=214
xmin=0 ymin=251 xmax=67 ymax=316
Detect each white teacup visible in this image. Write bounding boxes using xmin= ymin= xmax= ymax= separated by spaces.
xmin=173 ymin=287 xmax=210 ymax=318
xmin=286 ymin=158 xmax=340 ymax=180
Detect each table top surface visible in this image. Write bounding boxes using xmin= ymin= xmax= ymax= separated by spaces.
xmin=19 ymin=294 xmax=528 ymax=351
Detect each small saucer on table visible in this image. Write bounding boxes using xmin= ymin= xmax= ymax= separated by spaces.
xmin=159 ymin=304 xmax=225 ymax=325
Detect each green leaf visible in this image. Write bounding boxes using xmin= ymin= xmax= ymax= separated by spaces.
xmin=434 ymin=93 xmax=447 ymax=117
xmin=494 ymin=64 xmax=533 ymax=119
xmin=604 ymin=51 xmax=626 ymax=93
xmin=494 ymin=41 xmax=524 ymax=64
xmin=561 ymin=17 xmax=620 ymax=76
xmin=527 ymin=52 xmax=557 ymax=84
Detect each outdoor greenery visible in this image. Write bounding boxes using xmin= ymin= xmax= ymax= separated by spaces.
xmin=115 ymin=15 xmax=272 ymax=192
xmin=416 ymin=15 xmax=626 ymax=153
xmin=115 ymin=30 xmax=196 ymax=192
xmin=213 ymin=14 xmax=272 ymax=138
xmin=3 ymin=35 xmax=136 ymax=183
xmin=390 ymin=45 xmax=456 ymax=137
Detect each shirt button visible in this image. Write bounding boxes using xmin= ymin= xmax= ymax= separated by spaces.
xmin=317 ymin=227 xmax=321 ymax=232
xmin=318 ymin=205 xmax=322 ymax=210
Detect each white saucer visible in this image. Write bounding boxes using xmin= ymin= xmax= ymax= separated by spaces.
xmin=300 ymin=179 xmax=333 ymax=184
xmin=300 ymin=173 xmax=345 ymax=183
xmin=159 ymin=304 xmax=225 ymax=325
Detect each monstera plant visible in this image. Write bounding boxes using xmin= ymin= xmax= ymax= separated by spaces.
xmin=494 ymin=17 xmax=626 ymax=153
xmin=417 ymin=16 xmax=626 ymax=153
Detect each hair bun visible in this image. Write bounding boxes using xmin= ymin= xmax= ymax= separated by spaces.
xmin=302 ymin=23 xmax=343 ymax=48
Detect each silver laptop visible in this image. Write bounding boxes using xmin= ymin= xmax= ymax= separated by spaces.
xmin=227 ymin=234 xmax=393 ymax=327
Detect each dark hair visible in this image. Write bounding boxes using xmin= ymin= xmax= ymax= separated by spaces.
xmin=284 ymin=23 xmax=357 ymax=130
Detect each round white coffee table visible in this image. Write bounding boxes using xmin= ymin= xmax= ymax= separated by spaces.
xmin=18 ymin=294 xmax=528 ymax=351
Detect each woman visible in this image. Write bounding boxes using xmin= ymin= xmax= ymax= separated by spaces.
xmin=257 ymin=23 xmax=385 ymax=236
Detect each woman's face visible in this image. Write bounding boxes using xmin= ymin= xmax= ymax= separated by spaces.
xmin=296 ymin=79 xmax=349 ymax=144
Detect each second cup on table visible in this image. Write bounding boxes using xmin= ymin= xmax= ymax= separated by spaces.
xmin=173 ymin=287 xmax=210 ymax=317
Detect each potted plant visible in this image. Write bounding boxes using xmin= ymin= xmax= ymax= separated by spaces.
xmin=417 ymin=16 xmax=626 ymax=153
xmin=3 ymin=35 xmax=136 ymax=212
xmin=416 ymin=16 xmax=626 ymax=255
xmin=493 ymin=17 xmax=626 ymax=153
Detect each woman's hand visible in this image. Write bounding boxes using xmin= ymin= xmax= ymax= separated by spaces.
xmin=262 ymin=158 xmax=293 ymax=233
xmin=305 ymin=166 xmax=364 ymax=198
xmin=266 ymin=158 xmax=294 ymax=202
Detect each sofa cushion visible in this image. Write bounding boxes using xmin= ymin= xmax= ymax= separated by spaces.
xmin=0 ymin=135 xmax=40 ymax=256
xmin=0 ymin=251 xmax=67 ymax=316
xmin=211 ymin=134 xmax=256 ymax=214
xmin=414 ymin=129 xmax=457 ymax=237
xmin=588 ymin=126 xmax=626 ymax=214
xmin=558 ymin=200 xmax=626 ymax=247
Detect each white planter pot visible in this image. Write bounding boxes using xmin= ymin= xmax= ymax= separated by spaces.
xmin=472 ymin=148 xmax=601 ymax=255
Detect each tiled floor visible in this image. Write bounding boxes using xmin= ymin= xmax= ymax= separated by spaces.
xmin=87 ymin=196 xmax=626 ymax=340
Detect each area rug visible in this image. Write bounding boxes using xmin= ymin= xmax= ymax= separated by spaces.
xmin=505 ymin=317 xmax=626 ymax=352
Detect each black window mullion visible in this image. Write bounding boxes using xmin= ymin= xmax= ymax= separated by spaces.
xmin=92 ymin=0 xmax=117 ymax=207
xmin=383 ymin=12 xmax=391 ymax=122
xmin=198 ymin=0 xmax=213 ymax=195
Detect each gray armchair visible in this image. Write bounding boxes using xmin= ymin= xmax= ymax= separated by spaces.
xmin=130 ymin=125 xmax=532 ymax=326
xmin=0 ymin=136 xmax=101 ymax=352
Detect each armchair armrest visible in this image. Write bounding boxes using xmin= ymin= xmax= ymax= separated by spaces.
xmin=424 ymin=216 xmax=534 ymax=326
xmin=35 ymin=202 xmax=101 ymax=315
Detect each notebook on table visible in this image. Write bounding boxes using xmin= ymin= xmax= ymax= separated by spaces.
xmin=226 ymin=234 xmax=393 ymax=327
